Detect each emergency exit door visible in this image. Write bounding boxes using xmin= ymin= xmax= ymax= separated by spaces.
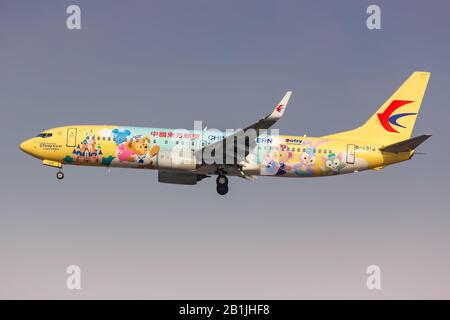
xmin=66 ymin=128 xmax=77 ymax=147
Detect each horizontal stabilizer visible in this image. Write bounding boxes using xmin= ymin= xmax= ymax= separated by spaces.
xmin=380 ymin=134 xmax=431 ymax=153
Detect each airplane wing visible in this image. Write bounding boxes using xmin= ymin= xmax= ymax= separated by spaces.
xmin=196 ymin=91 xmax=292 ymax=166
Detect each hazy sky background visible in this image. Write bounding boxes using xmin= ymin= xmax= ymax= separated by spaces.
xmin=1 ymin=0 xmax=450 ymax=299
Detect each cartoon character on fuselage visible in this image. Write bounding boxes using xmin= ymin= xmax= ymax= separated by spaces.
xmin=323 ymin=153 xmax=346 ymax=174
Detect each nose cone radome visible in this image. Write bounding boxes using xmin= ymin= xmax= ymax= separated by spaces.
xmin=19 ymin=139 xmax=35 ymax=156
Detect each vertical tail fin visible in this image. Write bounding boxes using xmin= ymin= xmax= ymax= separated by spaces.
xmin=325 ymin=71 xmax=431 ymax=144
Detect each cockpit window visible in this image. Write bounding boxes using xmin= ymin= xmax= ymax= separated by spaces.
xmin=35 ymin=133 xmax=53 ymax=138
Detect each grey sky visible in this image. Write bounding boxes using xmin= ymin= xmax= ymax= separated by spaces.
xmin=1 ymin=0 xmax=450 ymax=299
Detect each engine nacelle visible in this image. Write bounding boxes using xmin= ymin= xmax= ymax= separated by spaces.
xmin=156 ymin=149 xmax=197 ymax=170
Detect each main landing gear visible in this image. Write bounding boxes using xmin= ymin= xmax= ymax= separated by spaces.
xmin=216 ymin=174 xmax=229 ymax=195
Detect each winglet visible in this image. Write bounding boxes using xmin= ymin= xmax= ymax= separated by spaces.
xmin=265 ymin=91 xmax=292 ymax=121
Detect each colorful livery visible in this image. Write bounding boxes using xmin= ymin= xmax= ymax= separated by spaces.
xmin=19 ymin=72 xmax=431 ymax=195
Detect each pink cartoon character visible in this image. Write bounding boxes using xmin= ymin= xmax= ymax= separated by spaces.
xmin=117 ymin=143 xmax=135 ymax=162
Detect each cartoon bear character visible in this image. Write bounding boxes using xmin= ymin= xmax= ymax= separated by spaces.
xmin=112 ymin=128 xmax=131 ymax=145
xmin=125 ymin=135 xmax=160 ymax=166
xmin=322 ymin=153 xmax=346 ymax=174
xmin=276 ymin=144 xmax=293 ymax=175
xmin=260 ymin=147 xmax=293 ymax=176
xmin=279 ymin=145 xmax=294 ymax=162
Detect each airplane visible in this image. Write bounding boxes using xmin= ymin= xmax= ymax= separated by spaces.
xmin=19 ymin=71 xmax=431 ymax=195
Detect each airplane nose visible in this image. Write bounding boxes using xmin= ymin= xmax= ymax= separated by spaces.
xmin=19 ymin=139 xmax=35 ymax=155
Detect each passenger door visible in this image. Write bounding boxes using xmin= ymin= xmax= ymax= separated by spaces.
xmin=346 ymin=144 xmax=356 ymax=164
xmin=66 ymin=128 xmax=77 ymax=147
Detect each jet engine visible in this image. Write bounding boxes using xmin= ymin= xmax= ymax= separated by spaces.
xmin=156 ymin=149 xmax=198 ymax=170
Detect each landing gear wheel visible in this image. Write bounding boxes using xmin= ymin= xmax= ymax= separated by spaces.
xmin=216 ymin=175 xmax=228 ymax=186
xmin=216 ymin=174 xmax=228 ymax=195
xmin=56 ymin=171 xmax=64 ymax=180
xmin=216 ymin=184 xmax=229 ymax=195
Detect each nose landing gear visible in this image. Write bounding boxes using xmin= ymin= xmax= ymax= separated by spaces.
xmin=216 ymin=175 xmax=228 ymax=195
xmin=56 ymin=170 xmax=64 ymax=180
xmin=42 ymin=160 xmax=64 ymax=180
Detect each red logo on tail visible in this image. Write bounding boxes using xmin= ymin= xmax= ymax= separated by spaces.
xmin=377 ymin=100 xmax=415 ymax=133
xmin=276 ymin=104 xmax=284 ymax=113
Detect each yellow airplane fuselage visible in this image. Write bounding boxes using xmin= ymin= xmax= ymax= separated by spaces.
xmin=19 ymin=125 xmax=412 ymax=177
